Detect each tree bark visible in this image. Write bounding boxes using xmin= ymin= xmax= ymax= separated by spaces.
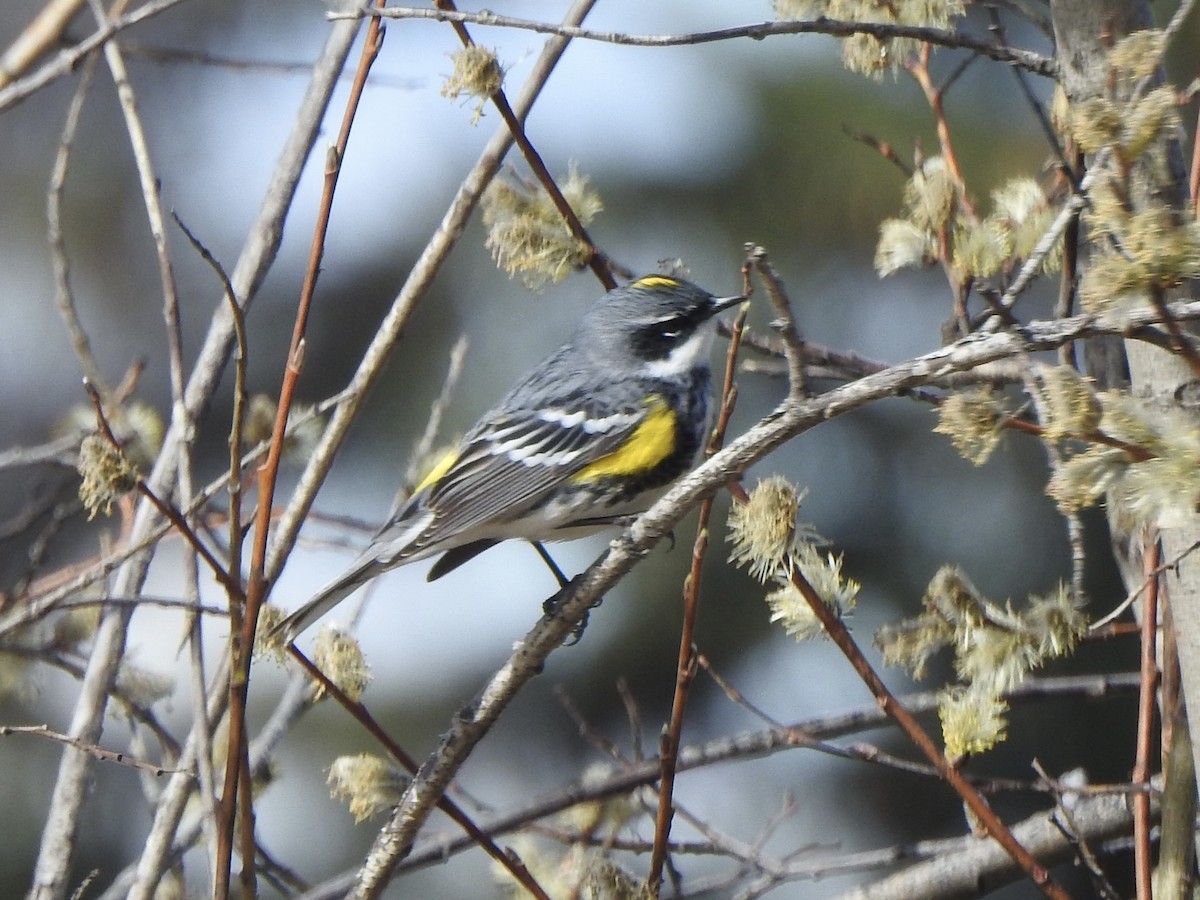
xmin=1051 ymin=0 xmax=1200 ymax=803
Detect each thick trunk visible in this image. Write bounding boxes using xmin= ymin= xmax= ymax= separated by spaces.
xmin=1051 ymin=0 xmax=1200 ymax=805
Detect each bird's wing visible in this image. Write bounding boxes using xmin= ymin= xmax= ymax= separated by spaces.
xmin=375 ymin=399 xmax=664 ymax=560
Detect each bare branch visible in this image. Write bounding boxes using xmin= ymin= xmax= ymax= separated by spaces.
xmin=344 ymin=288 xmax=1200 ymax=895
xmin=341 ymin=6 xmax=1056 ymax=77
xmin=0 ymin=0 xmax=194 ymax=112
xmin=836 ymin=789 xmax=1146 ymax=900
xmin=0 ymin=724 xmax=193 ymax=778
xmin=289 ymin=673 xmax=1140 ymax=898
xmin=0 ymin=0 xmax=88 ymax=89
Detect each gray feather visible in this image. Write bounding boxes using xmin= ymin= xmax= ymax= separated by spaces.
xmin=274 ymin=556 xmax=382 ymax=642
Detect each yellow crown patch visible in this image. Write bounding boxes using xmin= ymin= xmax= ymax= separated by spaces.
xmin=631 ymin=275 xmax=680 ymax=289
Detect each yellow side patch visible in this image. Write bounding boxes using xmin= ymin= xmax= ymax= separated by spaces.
xmin=414 ymin=448 xmax=460 ymax=494
xmin=632 ymin=275 xmax=680 ymax=289
xmin=571 ymin=397 xmax=676 ymax=482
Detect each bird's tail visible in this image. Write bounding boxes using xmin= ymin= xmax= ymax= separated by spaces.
xmin=273 ymin=557 xmax=381 ymax=644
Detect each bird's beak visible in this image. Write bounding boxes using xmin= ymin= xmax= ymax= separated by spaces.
xmin=711 ymin=294 xmax=746 ymax=315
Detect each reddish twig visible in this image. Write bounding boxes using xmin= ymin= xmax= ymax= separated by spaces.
xmin=906 ymin=43 xmax=977 ymax=220
xmin=82 ymin=381 xmax=239 ymax=596
xmin=903 ymin=42 xmax=981 ymax=335
xmin=647 ymin=301 xmax=748 ymax=894
xmin=842 ymin=125 xmax=914 ymax=178
xmin=287 ymin=646 xmax=553 ymax=900
xmin=783 ymin=564 xmax=1070 ymax=900
xmin=1133 ymin=536 xmax=1161 ymax=900
xmin=214 ymin=8 xmax=386 ymax=897
xmin=1001 ymin=415 xmax=1155 ymax=462
xmin=1146 ymin=283 xmax=1200 ymax=378
xmin=433 ymin=0 xmax=615 ymax=289
xmin=741 ymin=246 xmax=1068 ymax=899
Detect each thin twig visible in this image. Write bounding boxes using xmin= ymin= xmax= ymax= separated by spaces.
xmin=0 ymin=0 xmax=192 ymax=112
xmin=287 ymin=673 xmax=1142 ymax=893
xmin=783 ymin=564 xmax=1069 ymax=899
xmin=906 ymin=43 xmax=977 ymax=220
xmin=742 ymin=250 xmax=1067 ymax=899
xmin=171 ymin=211 xmax=249 ymax=606
xmin=345 ymin=288 xmax=1200 ymax=898
xmin=346 ymin=7 xmax=1056 ymax=76
xmin=842 ymin=126 xmax=913 ymax=178
xmin=287 ymin=646 xmax=553 ymax=900
xmin=1133 ymin=536 xmax=1161 ymax=900
xmin=82 ymin=381 xmax=238 ymax=595
xmin=1146 ymin=283 xmax=1200 ymax=378
xmin=553 ymin=685 xmax=629 ymax=763
xmin=4 ymin=645 xmax=181 ymax=756
xmin=402 ymin=335 xmax=468 ymax=503
xmin=988 ymin=9 xmax=1071 ymax=180
xmin=216 ymin=8 xmax=386 ymax=896
xmin=1055 ymin=149 xmax=1083 ymax=369
xmin=0 ymin=434 xmax=81 ymax=471
xmin=0 ymin=0 xmax=88 ymax=88
xmin=118 ymin=42 xmax=421 ymax=87
xmin=648 ymin=301 xmax=748 ymax=894
xmin=93 ymin=3 xmax=186 ymax=412
xmin=0 ymin=724 xmax=192 ymax=778
xmin=1090 ymin=539 xmax=1200 ymax=631
xmin=433 ymin=0 xmax=615 ymax=288
xmin=169 ymin=214 xmax=239 ymax=893
xmin=743 ymin=247 xmax=805 ymax=397
xmin=1019 ymin=368 xmax=1087 ymax=604
xmin=47 ymin=50 xmax=107 ymax=393
xmin=1037 ymin=758 xmax=1122 ymax=900
xmin=695 ymin=652 xmax=786 ymax=729
xmin=981 ymin=182 xmax=1090 ymax=328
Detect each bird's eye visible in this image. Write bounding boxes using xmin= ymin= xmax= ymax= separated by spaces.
xmin=633 ymin=317 xmax=693 ymax=360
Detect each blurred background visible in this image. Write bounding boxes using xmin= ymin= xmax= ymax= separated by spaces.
xmin=1 ymin=0 xmax=1195 ymax=896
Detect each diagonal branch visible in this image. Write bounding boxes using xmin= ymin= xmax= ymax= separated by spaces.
xmin=434 ymin=0 xmax=615 ymax=288
xmin=261 ymin=0 xmax=600 ymax=584
xmin=0 ymin=0 xmax=194 ymax=112
xmin=354 ymin=286 xmax=1200 ymax=897
xmin=29 ymin=10 xmax=364 ymax=900
xmin=648 ymin=301 xmax=748 ymax=893
xmin=291 ymin=673 xmax=1140 ymax=897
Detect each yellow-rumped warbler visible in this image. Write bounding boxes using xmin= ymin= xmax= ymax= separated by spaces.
xmin=278 ymin=275 xmax=743 ymax=639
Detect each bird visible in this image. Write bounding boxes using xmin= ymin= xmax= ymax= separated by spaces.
xmin=277 ymin=275 xmax=744 ymax=640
